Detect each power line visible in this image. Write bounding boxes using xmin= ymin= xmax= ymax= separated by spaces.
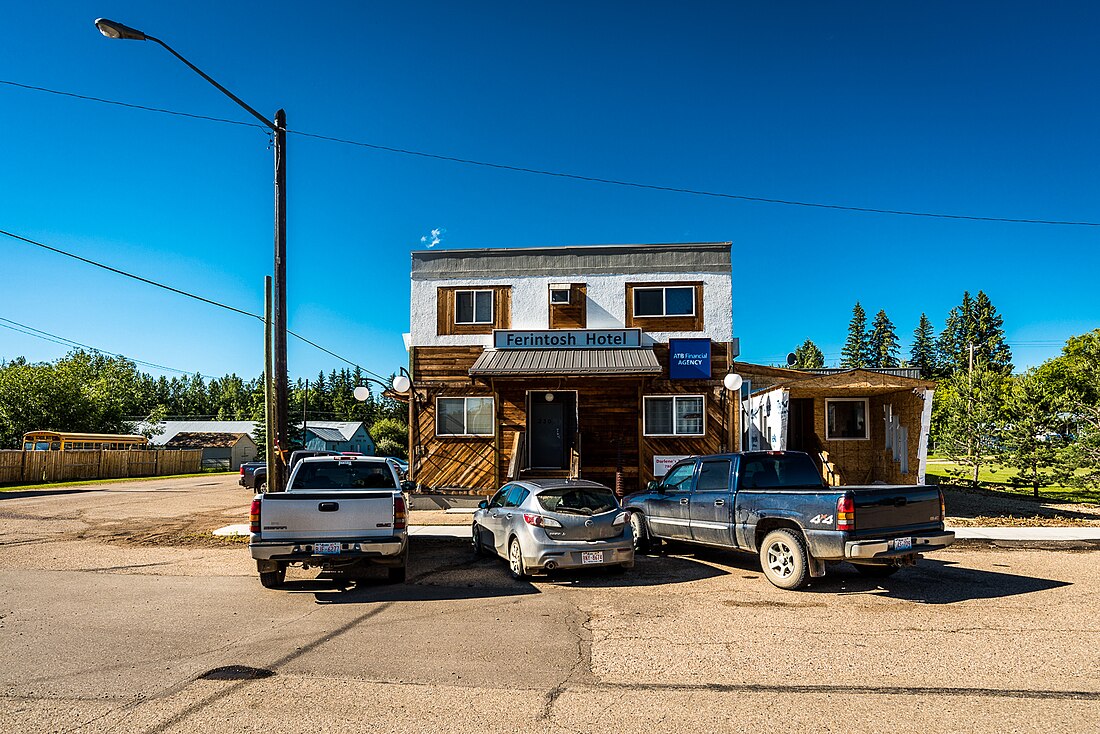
xmin=0 ymin=316 xmax=214 ymax=378
xmin=4 ymin=78 xmax=1098 ymax=228
xmin=0 ymin=227 xmax=392 ymax=383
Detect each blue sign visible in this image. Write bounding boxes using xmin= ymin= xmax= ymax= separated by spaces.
xmin=669 ymin=338 xmax=711 ymax=380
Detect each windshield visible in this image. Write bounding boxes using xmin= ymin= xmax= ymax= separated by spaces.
xmin=739 ymin=454 xmax=825 ymax=490
xmin=536 ymin=486 xmax=618 ymax=515
xmin=289 ymin=461 xmax=396 ymax=490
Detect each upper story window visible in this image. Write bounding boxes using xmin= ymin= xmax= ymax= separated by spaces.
xmin=455 ymin=290 xmax=494 ymax=324
xmin=632 ymin=285 xmax=696 ymax=318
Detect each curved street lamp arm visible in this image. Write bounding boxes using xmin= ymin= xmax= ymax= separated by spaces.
xmin=144 ymin=34 xmax=279 ymax=132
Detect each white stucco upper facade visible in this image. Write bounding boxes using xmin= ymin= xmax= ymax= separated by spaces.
xmin=408 ymin=243 xmax=734 ymax=348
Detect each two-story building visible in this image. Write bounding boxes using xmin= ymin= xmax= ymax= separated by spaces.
xmin=406 ymin=242 xmax=738 ymax=494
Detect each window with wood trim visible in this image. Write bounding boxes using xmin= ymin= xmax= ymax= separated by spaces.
xmin=436 ymin=397 xmax=495 ymax=436
xmin=437 ymin=286 xmax=511 ymax=335
xmin=643 ymin=395 xmax=706 ymax=436
xmin=548 ymin=283 xmax=587 ymax=329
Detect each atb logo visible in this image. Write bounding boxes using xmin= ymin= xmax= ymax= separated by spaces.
xmin=809 ymin=514 xmax=834 ymax=525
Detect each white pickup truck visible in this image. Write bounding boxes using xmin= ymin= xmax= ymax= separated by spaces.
xmin=248 ymin=455 xmax=410 ymax=588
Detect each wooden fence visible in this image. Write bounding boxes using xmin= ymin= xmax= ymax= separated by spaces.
xmin=0 ymin=450 xmax=203 ymax=485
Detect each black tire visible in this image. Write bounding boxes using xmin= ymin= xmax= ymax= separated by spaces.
xmin=387 ymin=564 xmax=406 ymax=584
xmin=759 ymin=528 xmax=810 ymax=590
xmin=507 ymin=537 xmax=528 ymax=579
xmin=258 ymin=564 xmax=285 ymax=589
xmin=256 ymin=481 xmax=267 ymax=493
xmin=629 ymin=511 xmax=653 ymax=553
xmin=853 ymin=563 xmax=900 ymax=578
xmin=471 ymin=523 xmax=485 ymax=557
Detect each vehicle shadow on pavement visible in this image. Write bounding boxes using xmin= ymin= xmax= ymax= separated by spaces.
xmin=802 ymin=558 xmax=1071 ymax=603
xmin=283 ymin=537 xmax=732 ymax=604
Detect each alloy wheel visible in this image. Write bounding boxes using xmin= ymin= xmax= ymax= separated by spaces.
xmin=767 ymin=540 xmax=796 ymax=578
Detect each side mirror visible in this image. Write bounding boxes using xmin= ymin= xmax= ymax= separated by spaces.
xmin=401 ymin=480 xmax=416 ymax=492
xmin=647 ymin=480 xmax=662 ymax=493
xmin=478 ymin=500 xmax=489 ymax=510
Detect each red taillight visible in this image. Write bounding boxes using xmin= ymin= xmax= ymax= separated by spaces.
xmin=836 ymin=495 xmax=854 ymax=531
xmin=240 ymin=465 xmax=245 ymax=475
xmin=523 ymin=513 xmax=542 ymax=526
xmin=939 ymin=490 xmax=946 ymax=522
xmin=249 ymin=498 xmax=261 ymax=534
xmin=393 ymin=495 xmax=407 ymax=530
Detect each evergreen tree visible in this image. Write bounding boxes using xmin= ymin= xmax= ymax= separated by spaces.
xmin=792 ymin=339 xmax=825 ymax=369
xmin=936 ymin=363 xmax=1006 ymax=487
xmin=840 ymin=302 xmax=870 ymax=368
xmin=936 ymin=291 xmax=1013 ymax=375
xmin=971 ymin=290 xmax=1013 ymax=375
xmin=868 ymin=309 xmax=900 ymax=368
xmin=1002 ymin=370 xmax=1061 ymax=497
xmin=909 ymin=313 xmax=938 ymax=379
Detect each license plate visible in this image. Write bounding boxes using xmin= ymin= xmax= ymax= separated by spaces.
xmin=581 ymin=551 xmax=605 ymax=565
xmin=894 ymin=537 xmax=913 ymax=551
xmin=314 ymin=542 xmax=341 ymax=555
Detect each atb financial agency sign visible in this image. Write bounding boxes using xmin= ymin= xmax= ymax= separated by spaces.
xmin=669 ymin=338 xmax=712 ymax=379
xmin=494 ymin=329 xmax=642 ymax=349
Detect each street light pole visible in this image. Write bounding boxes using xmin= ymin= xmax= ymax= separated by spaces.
xmin=95 ymin=18 xmax=291 ymax=490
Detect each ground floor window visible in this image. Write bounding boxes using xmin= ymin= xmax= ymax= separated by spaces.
xmin=825 ymin=398 xmax=869 ymax=440
xmin=436 ymin=397 xmax=495 ymax=436
xmin=643 ymin=395 xmax=705 ymax=436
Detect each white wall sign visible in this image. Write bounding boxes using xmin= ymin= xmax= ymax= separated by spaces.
xmin=493 ymin=329 xmax=642 ymax=349
xmin=653 ymin=455 xmax=690 ymax=478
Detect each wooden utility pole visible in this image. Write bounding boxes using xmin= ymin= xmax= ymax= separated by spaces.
xmin=271 ymin=109 xmax=289 ymax=492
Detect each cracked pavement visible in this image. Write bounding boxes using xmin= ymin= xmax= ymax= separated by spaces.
xmin=1 ymin=475 xmax=1098 ymax=733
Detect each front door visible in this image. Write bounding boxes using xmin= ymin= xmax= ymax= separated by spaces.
xmin=530 ymin=400 xmax=565 ymax=469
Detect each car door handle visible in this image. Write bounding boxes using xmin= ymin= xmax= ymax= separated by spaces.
xmin=505 ymin=513 xmax=514 ymax=519
xmin=679 ymin=497 xmax=689 ymax=505
xmin=714 ymin=499 xmax=725 ymax=507
xmin=318 ymin=502 xmax=339 ymax=512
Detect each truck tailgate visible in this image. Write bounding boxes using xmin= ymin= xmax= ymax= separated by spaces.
xmin=848 ymin=485 xmax=942 ymax=536
xmin=258 ymin=492 xmax=395 ymax=541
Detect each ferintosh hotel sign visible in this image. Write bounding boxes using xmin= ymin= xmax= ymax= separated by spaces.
xmin=493 ymin=329 xmax=642 ymax=349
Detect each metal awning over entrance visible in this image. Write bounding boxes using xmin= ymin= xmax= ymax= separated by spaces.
xmin=469 ymin=348 xmax=661 ymax=377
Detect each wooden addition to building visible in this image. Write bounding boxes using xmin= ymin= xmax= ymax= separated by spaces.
xmin=405 ymin=242 xmax=737 ymax=494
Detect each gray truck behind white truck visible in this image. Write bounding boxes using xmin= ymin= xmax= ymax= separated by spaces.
xmin=248 ymin=456 xmax=410 ymax=588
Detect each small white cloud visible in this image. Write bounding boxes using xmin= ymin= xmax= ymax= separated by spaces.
xmin=420 ymin=227 xmax=446 ymax=248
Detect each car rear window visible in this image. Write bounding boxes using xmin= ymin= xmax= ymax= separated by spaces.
xmin=536 ymin=486 xmax=618 ymax=515
xmin=740 ymin=454 xmax=825 ymax=490
xmin=290 ymin=461 xmax=396 ymax=490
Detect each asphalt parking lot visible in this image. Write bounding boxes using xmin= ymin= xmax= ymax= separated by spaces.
xmin=1 ymin=475 xmax=1098 ymax=733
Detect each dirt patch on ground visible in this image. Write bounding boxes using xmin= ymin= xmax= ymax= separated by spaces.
xmin=73 ymin=511 xmax=249 ymax=548
xmin=943 ymin=485 xmax=1100 ymax=527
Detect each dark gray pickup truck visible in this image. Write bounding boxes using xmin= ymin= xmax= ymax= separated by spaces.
xmin=625 ymin=451 xmax=954 ymax=589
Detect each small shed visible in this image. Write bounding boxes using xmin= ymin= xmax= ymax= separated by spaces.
xmin=741 ymin=368 xmax=936 ymax=486
xmin=163 ymin=432 xmax=258 ymax=470
xmin=301 ymin=421 xmax=376 ymax=454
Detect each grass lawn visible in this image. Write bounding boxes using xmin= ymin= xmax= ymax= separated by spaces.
xmin=0 ymin=471 xmax=236 ymax=493
xmin=926 ymin=459 xmax=1099 ymax=506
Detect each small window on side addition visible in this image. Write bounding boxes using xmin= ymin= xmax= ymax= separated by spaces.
xmin=549 ymin=284 xmax=571 ymax=305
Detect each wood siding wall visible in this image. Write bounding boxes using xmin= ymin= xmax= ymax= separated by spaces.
xmin=0 ymin=450 xmax=203 ymax=485
xmin=436 ymin=285 xmax=512 ymax=336
xmin=548 ymin=284 xmax=587 ymax=329
xmin=624 ymin=281 xmax=704 ymax=332
xmin=410 ymin=342 xmax=734 ymax=493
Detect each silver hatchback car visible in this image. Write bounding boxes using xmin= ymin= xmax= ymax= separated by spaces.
xmin=472 ymin=479 xmax=635 ymax=577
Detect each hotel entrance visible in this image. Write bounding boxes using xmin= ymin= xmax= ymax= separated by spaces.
xmin=526 ymin=390 xmax=577 ymax=470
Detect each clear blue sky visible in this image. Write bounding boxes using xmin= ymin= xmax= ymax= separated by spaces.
xmin=2 ymin=1 xmax=1097 ymax=382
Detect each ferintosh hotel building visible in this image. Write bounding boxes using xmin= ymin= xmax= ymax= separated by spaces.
xmin=404 ymin=242 xmax=740 ymax=494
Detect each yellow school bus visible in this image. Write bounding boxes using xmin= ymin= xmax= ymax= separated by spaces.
xmin=22 ymin=431 xmax=149 ymax=451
